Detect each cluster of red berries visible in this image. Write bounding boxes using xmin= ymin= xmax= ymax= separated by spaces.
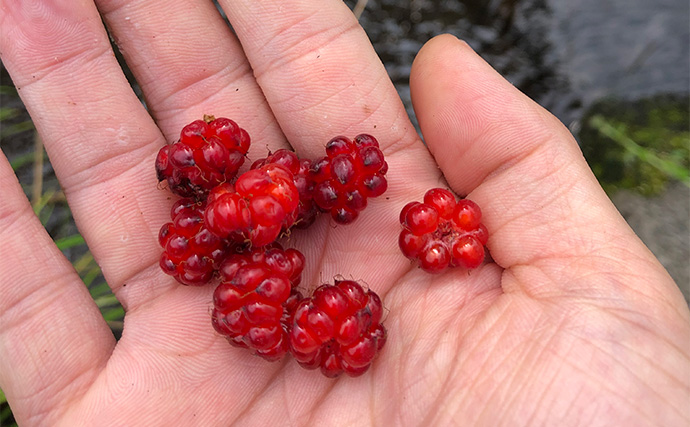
xmin=155 ymin=116 xmax=489 ymax=378
xmin=155 ymin=115 xmax=389 ymax=377
xmin=399 ymin=188 xmax=488 ymax=273
xmin=210 ymin=243 xmax=386 ymax=377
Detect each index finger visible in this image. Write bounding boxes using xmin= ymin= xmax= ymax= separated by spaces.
xmin=219 ymin=0 xmax=445 ymax=285
xmin=219 ymin=0 xmax=427 ymax=160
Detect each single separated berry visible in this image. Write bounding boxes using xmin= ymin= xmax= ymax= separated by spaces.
xmin=289 ymin=279 xmax=387 ymax=378
xmin=204 ymin=163 xmax=300 ymax=247
xmin=212 ymin=244 xmax=305 ymax=361
xmin=155 ymin=115 xmax=250 ymax=199
xmin=399 ymin=188 xmax=488 ymax=273
xmin=158 ymin=198 xmax=231 ymax=286
xmin=251 ymin=149 xmax=318 ymax=229
xmin=310 ymin=134 xmax=388 ymax=224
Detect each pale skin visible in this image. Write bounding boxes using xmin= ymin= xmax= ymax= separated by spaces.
xmin=0 ymin=0 xmax=688 ymax=425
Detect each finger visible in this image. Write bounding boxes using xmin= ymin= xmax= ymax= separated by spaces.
xmin=410 ymin=35 xmax=677 ymax=298
xmin=95 ymin=0 xmax=289 ymax=157
xmin=0 ymin=154 xmax=114 ymax=425
xmin=218 ymin=0 xmax=428 ymax=160
xmin=217 ymin=0 xmax=441 ymax=285
xmin=0 ymin=0 xmax=177 ymax=311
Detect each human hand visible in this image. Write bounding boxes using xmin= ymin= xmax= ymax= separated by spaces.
xmin=1 ymin=1 xmax=688 ymax=425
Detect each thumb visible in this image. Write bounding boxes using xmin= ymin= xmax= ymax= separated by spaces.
xmin=410 ymin=34 xmax=682 ymax=308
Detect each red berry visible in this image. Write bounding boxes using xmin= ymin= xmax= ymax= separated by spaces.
xmin=310 ymin=134 xmax=388 ymax=224
xmin=251 ymin=149 xmax=319 ymax=229
xmin=423 ymin=188 xmax=456 ymax=219
xmin=451 ymin=235 xmax=485 ymax=269
xmin=399 ymin=188 xmax=488 ymax=273
xmin=155 ymin=115 xmax=250 ymax=199
xmin=453 ymin=199 xmax=482 ymax=231
xmin=402 ymin=203 xmax=439 ymax=235
xmin=204 ymin=164 xmax=300 ymax=247
xmin=418 ymin=241 xmax=451 ymax=273
xmin=288 ymin=279 xmax=387 ymax=378
xmin=158 ymin=198 xmax=231 ymax=286
xmin=212 ymin=244 xmax=305 ymax=361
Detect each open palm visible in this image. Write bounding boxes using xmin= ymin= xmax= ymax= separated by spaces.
xmin=1 ymin=1 xmax=688 ymax=425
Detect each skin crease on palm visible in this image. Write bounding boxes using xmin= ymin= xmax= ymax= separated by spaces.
xmin=0 ymin=0 xmax=688 ymax=425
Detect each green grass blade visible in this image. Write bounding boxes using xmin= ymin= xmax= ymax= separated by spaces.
xmin=94 ymin=294 xmax=120 ymax=309
xmin=103 ymin=306 xmax=125 ymax=322
xmin=0 ymin=120 xmax=34 ymax=139
xmin=73 ymin=252 xmax=95 ymax=274
xmin=0 ymin=107 xmax=19 ymax=121
xmin=0 ymin=85 xmax=18 ymax=96
xmin=54 ymin=234 xmax=86 ymax=251
xmin=0 ymin=405 xmax=15 ymax=426
xmin=89 ymin=281 xmax=112 ymax=298
xmin=0 ymin=387 xmax=15 ymax=426
xmin=590 ymin=115 xmax=690 ymax=185
xmin=82 ymin=265 xmax=103 ymax=287
xmin=8 ymin=151 xmax=35 ymax=170
xmin=32 ymin=190 xmax=55 ymax=217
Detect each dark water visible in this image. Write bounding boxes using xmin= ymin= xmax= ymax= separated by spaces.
xmin=347 ymin=0 xmax=689 ymax=130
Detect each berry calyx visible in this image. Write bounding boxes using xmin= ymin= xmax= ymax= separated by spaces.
xmin=155 ymin=115 xmax=250 ymax=199
xmin=310 ymin=134 xmax=388 ymax=224
xmin=204 ymin=163 xmax=300 ymax=247
xmin=212 ymin=244 xmax=306 ymax=361
xmin=158 ymin=198 xmax=231 ymax=286
xmin=288 ymin=279 xmax=387 ymax=378
xmin=399 ymin=188 xmax=488 ymax=273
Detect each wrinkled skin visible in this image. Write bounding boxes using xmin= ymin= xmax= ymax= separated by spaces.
xmin=0 ymin=1 xmax=688 ymax=426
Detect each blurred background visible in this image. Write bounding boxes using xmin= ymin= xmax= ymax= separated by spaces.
xmin=0 ymin=0 xmax=688 ymax=423
xmin=345 ymin=0 xmax=689 ymax=295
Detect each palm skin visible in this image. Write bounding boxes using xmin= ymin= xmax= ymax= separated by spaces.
xmin=0 ymin=1 xmax=688 ymax=426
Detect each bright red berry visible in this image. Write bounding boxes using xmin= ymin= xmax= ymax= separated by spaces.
xmin=212 ymin=244 xmax=306 ymax=361
xmin=158 ymin=198 xmax=231 ymax=286
xmin=155 ymin=115 xmax=250 ymax=199
xmin=251 ymin=149 xmax=319 ymax=229
xmin=204 ymin=163 xmax=300 ymax=247
xmin=288 ymin=279 xmax=387 ymax=378
xmin=310 ymin=134 xmax=388 ymax=224
xmin=399 ymin=188 xmax=488 ymax=273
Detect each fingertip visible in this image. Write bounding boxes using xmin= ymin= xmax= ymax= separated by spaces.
xmin=411 ymin=34 xmax=484 ymax=95
xmin=410 ymin=33 xmax=567 ymax=195
xmin=412 ymin=33 xmax=472 ymax=68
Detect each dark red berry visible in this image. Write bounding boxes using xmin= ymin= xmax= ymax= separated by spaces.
xmin=288 ymin=279 xmax=387 ymax=378
xmin=212 ymin=244 xmax=305 ymax=361
xmin=399 ymin=188 xmax=488 ymax=273
xmin=155 ymin=115 xmax=250 ymax=199
xmin=310 ymin=134 xmax=388 ymax=224
xmin=204 ymin=164 xmax=300 ymax=247
xmin=158 ymin=198 xmax=231 ymax=286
